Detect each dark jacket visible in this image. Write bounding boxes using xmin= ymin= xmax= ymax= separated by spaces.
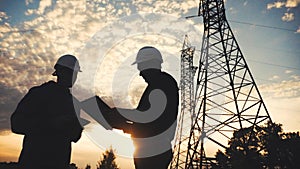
xmin=100 ymin=70 xmax=179 ymax=157
xmin=11 ymin=81 xmax=83 ymax=169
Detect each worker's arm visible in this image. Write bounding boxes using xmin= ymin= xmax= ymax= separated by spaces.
xmin=110 ymin=89 xmax=168 ymax=134
xmin=81 ymin=96 xmax=113 ymax=130
xmin=106 ymin=108 xmax=134 ymax=134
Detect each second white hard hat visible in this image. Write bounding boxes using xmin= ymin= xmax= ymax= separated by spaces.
xmin=132 ymin=46 xmax=163 ymax=65
xmin=54 ymin=54 xmax=81 ymax=71
xmin=52 ymin=54 xmax=81 ymax=76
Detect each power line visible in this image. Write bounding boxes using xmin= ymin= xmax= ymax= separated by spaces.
xmin=247 ymin=59 xmax=300 ymax=70
xmin=228 ymin=20 xmax=296 ymax=32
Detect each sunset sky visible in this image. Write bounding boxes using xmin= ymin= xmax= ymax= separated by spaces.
xmin=0 ymin=0 xmax=299 ymax=168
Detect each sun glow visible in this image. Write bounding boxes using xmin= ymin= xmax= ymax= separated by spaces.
xmin=84 ymin=123 xmax=135 ymax=158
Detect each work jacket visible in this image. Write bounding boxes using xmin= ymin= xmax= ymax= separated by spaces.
xmin=11 ymin=81 xmax=83 ymax=169
xmin=100 ymin=70 xmax=179 ymax=158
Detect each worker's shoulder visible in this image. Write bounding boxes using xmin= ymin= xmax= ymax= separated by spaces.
xmin=160 ymin=71 xmax=178 ymax=87
xmin=161 ymin=71 xmax=177 ymax=82
xmin=28 ymin=81 xmax=57 ymax=94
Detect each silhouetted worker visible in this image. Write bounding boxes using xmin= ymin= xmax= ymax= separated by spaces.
xmin=11 ymin=55 xmax=83 ymax=169
xmin=96 ymin=46 xmax=179 ymax=169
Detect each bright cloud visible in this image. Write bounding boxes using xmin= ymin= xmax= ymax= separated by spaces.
xmin=25 ymin=0 xmax=53 ymax=15
xmin=267 ymin=0 xmax=300 ymax=9
xmin=37 ymin=0 xmax=52 ymax=14
xmin=286 ymin=0 xmax=300 ymax=7
xmin=282 ymin=12 xmax=294 ymax=21
xmin=260 ymin=80 xmax=300 ymax=98
xmin=266 ymin=0 xmax=299 ymax=29
xmin=285 ymin=70 xmax=293 ymax=74
xmin=267 ymin=1 xmax=286 ymax=9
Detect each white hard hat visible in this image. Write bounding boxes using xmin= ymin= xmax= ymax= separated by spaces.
xmin=132 ymin=46 xmax=163 ymax=65
xmin=52 ymin=54 xmax=81 ymax=75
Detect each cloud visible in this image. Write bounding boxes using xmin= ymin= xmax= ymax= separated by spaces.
xmin=286 ymin=0 xmax=300 ymax=7
xmin=25 ymin=0 xmax=34 ymax=6
xmin=267 ymin=1 xmax=285 ymax=9
xmin=260 ymin=80 xmax=300 ymax=98
xmin=0 ymin=21 xmax=58 ymax=93
xmin=0 ymin=11 xmax=9 ymax=22
xmin=285 ymin=70 xmax=293 ymax=74
xmin=296 ymin=26 xmax=300 ymax=33
xmin=37 ymin=0 xmax=52 ymax=15
xmin=25 ymin=0 xmax=53 ymax=15
xmin=282 ymin=12 xmax=294 ymax=21
xmin=290 ymin=75 xmax=300 ymax=80
xmin=267 ymin=0 xmax=300 ymax=9
xmin=0 ymin=83 xmax=24 ymax=133
xmin=268 ymin=75 xmax=280 ymax=81
xmin=266 ymin=0 xmax=299 ymax=29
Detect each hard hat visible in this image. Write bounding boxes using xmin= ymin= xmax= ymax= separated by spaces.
xmin=132 ymin=46 xmax=163 ymax=65
xmin=52 ymin=54 xmax=81 ymax=76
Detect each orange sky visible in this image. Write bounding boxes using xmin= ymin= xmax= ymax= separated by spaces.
xmin=0 ymin=132 xmax=135 ymax=169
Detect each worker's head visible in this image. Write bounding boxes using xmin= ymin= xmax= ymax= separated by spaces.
xmin=132 ymin=46 xmax=163 ymax=71
xmin=52 ymin=54 xmax=81 ymax=87
xmin=132 ymin=46 xmax=163 ymax=80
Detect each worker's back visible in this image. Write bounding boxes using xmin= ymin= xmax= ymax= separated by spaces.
xmin=11 ymin=81 xmax=83 ymax=169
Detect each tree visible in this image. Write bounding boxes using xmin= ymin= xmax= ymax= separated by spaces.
xmin=85 ymin=164 xmax=91 ymax=169
xmin=274 ymin=131 xmax=300 ymax=169
xmin=217 ymin=127 xmax=263 ymax=169
xmin=212 ymin=122 xmax=300 ymax=169
xmin=69 ymin=163 xmax=78 ymax=169
xmin=259 ymin=122 xmax=300 ymax=168
xmin=0 ymin=162 xmax=19 ymax=169
xmin=97 ymin=147 xmax=119 ymax=169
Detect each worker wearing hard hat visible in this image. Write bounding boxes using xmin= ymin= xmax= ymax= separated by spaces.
xmin=11 ymin=54 xmax=83 ymax=169
xmin=97 ymin=46 xmax=179 ymax=169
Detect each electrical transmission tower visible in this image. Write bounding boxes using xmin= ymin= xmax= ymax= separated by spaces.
xmin=170 ymin=0 xmax=272 ymax=168
xmin=171 ymin=35 xmax=197 ymax=168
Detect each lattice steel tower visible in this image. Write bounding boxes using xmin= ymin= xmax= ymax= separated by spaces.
xmin=170 ymin=0 xmax=272 ymax=168
xmin=171 ymin=35 xmax=197 ymax=168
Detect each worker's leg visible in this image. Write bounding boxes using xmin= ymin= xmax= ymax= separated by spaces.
xmin=134 ymin=149 xmax=173 ymax=169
